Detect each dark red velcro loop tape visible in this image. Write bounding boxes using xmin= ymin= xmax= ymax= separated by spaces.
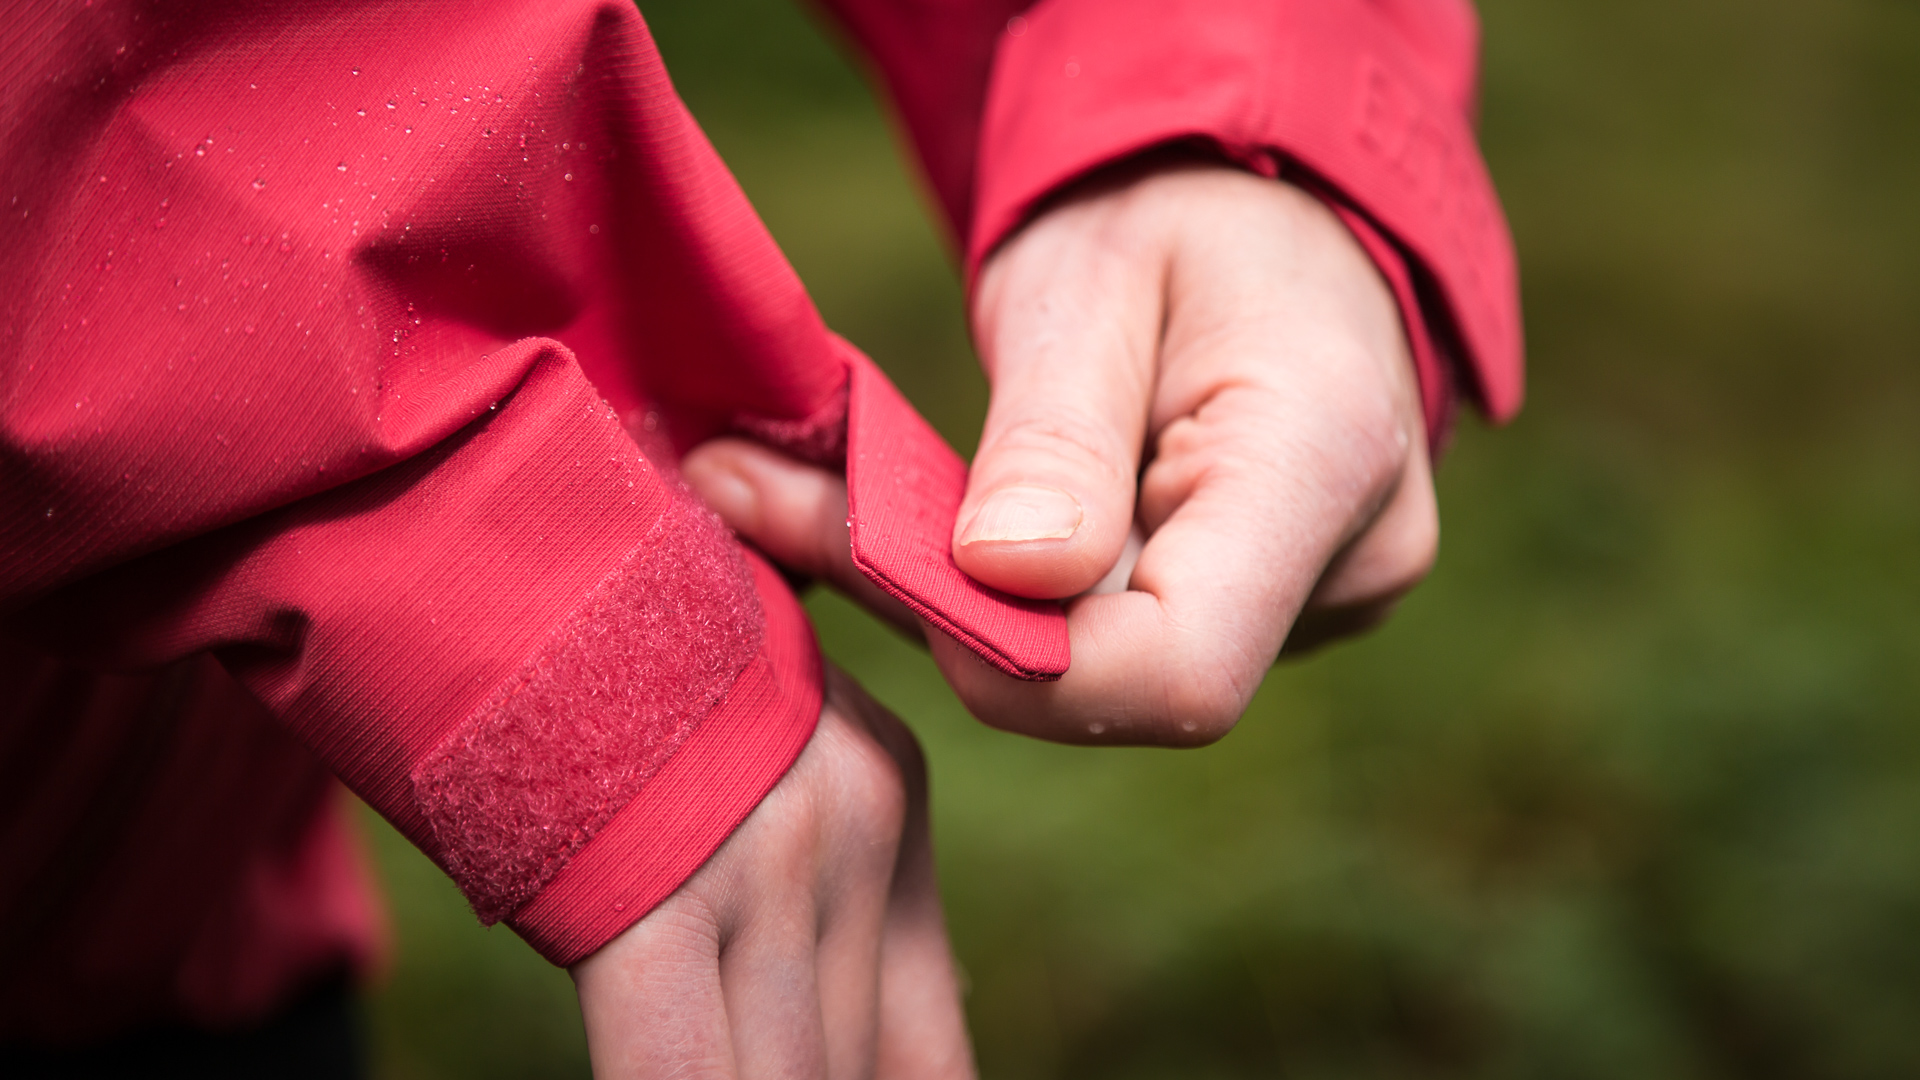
xmin=840 ymin=340 xmax=1070 ymax=681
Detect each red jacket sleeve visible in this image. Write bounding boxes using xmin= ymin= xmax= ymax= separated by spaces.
xmin=0 ymin=0 xmax=828 ymax=966
xmin=818 ymin=0 xmax=1524 ymax=435
xmin=3 ymin=0 xmax=1066 ymax=968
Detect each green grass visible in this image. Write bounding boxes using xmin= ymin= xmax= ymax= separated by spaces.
xmin=362 ymin=1 xmax=1920 ymax=1076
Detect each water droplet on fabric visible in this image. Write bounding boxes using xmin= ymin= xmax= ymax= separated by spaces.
xmin=336 ymin=162 xmax=348 ymax=171
xmin=355 ymin=108 xmax=366 ymax=117
xmin=252 ymin=177 xmax=266 ymax=190
xmin=563 ymin=172 xmax=572 ymax=181
xmin=588 ymin=223 xmax=599 ymax=234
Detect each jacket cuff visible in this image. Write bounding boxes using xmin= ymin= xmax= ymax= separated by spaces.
xmin=970 ymin=0 xmax=1523 ymax=425
xmin=16 ymin=338 xmax=826 ymax=965
xmin=503 ymin=337 xmax=1073 ymax=964
xmin=504 ymin=548 xmax=821 ymax=965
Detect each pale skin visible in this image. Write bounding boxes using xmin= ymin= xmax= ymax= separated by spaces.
xmin=572 ymin=668 xmax=974 ymax=1080
xmin=572 ymin=161 xmax=1440 ymax=1076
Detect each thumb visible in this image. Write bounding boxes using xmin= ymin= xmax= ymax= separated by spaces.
xmin=682 ymin=437 xmax=923 ymax=638
xmin=959 ymin=198 xmax=1165 ymax=599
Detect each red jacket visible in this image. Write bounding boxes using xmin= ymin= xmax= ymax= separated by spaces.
xmin=0 ymin=0 xmax=1519 ymax=1040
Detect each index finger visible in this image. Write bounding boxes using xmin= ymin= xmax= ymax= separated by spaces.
xmin=573 ymin=892 xmax=737 ymax=1079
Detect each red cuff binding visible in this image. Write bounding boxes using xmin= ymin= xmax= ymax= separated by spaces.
xmin=507 ymin=550 xmax=822 ymax=965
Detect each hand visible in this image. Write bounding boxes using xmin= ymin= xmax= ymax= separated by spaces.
xmin=686 ymin=161 xmax=1436 ymax=747
xmin=571 ymin=667 xmax=973 ymax=1080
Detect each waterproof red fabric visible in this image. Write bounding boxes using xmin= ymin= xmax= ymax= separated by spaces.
xmin=0 ymin=0 xmax=1518 ymax=1039
xmin=0 ymin=650 xmax=389 ymax=1041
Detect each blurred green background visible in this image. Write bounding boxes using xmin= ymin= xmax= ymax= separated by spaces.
xmin=361 ymin=1 xmax=1920 ymax=1077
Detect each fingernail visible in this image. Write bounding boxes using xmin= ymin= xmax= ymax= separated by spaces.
xmin=958 ymin=484 xmax=1083 ymax=545
xmin=687 ymin=459 xmax=759 ymax=530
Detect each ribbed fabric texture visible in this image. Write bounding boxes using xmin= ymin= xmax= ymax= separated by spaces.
xmin=413 ymin=490 xmax=764 ymax=924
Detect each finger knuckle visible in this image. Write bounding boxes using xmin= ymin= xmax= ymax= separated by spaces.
xmin=882 ymin=722 xmax=930 ymax=799
xmin=1153 ymin=635 xmax=1261 ymax=744
xmin=647 ymin=892 xmax=726 ymax=954
xmin=826 ymin=721 xmax=910 ymax=842
xmin=983 ymin=413 xmax=1134 ymax=487
xmin=1340 ymin=479 xmax=1439 ymax=604
xmin=1151 ymin=413 xmax=1209 ymax=460
xmin=857 ymin=747 xmax=911 ymax=839
xmin=1164 ymin=681 xmax=1248 ymax=745
xmin=1396 ymin=502 xmax=1441 ymax=585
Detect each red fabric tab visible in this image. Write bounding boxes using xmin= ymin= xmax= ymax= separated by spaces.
xmin=841 ymin=341 xmax=1069 ymax=681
